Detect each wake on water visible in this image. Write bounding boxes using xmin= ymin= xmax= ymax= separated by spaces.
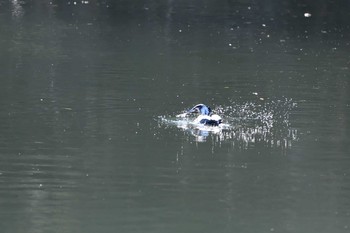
xmin=157 ymin=98 xmax=298 ymax=148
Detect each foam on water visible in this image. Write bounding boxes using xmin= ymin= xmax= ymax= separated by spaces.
xmin=157 ymin=98 xmax=298 ymax=148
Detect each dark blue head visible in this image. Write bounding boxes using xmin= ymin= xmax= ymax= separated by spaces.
xmin=188 ymin=104 xmax=211 ymax=115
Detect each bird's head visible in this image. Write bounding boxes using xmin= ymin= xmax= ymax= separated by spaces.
xmin=188 ymin=104 xmax=211 ymax=115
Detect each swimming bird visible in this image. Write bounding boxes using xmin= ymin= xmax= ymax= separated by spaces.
xmin=177 ymin=104 xmax=222 ymax=126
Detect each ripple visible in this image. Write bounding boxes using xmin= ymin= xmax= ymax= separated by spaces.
xmin=156 ymin=98 xmax=298 ymax=149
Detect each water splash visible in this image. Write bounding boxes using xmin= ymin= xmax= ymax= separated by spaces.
xmin=157 ymin=98 xmax=298 ymax=149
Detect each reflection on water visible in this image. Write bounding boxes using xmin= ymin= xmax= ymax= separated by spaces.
xmin=158 ymin=98 xmax=298 ymax=151
xmin=10 ymin=0 xmax=23 ymax=19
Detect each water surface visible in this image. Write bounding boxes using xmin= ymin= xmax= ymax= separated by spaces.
xmin=0 ymin=1 xmax=350 ymax=233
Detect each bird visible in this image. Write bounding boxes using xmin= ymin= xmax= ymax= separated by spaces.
xmin=177 ymin=104 xmax=222 ymax=126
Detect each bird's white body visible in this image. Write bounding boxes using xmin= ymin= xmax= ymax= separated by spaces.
xmin=193 ymin=114 xmax=222 ymax=125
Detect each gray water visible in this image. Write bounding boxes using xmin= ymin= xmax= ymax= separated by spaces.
xmin=1 ymin=1 xmax=350 ymax=233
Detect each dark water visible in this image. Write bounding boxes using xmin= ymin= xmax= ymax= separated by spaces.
xmin=1 ymin=1 xmax=350 ymax=232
